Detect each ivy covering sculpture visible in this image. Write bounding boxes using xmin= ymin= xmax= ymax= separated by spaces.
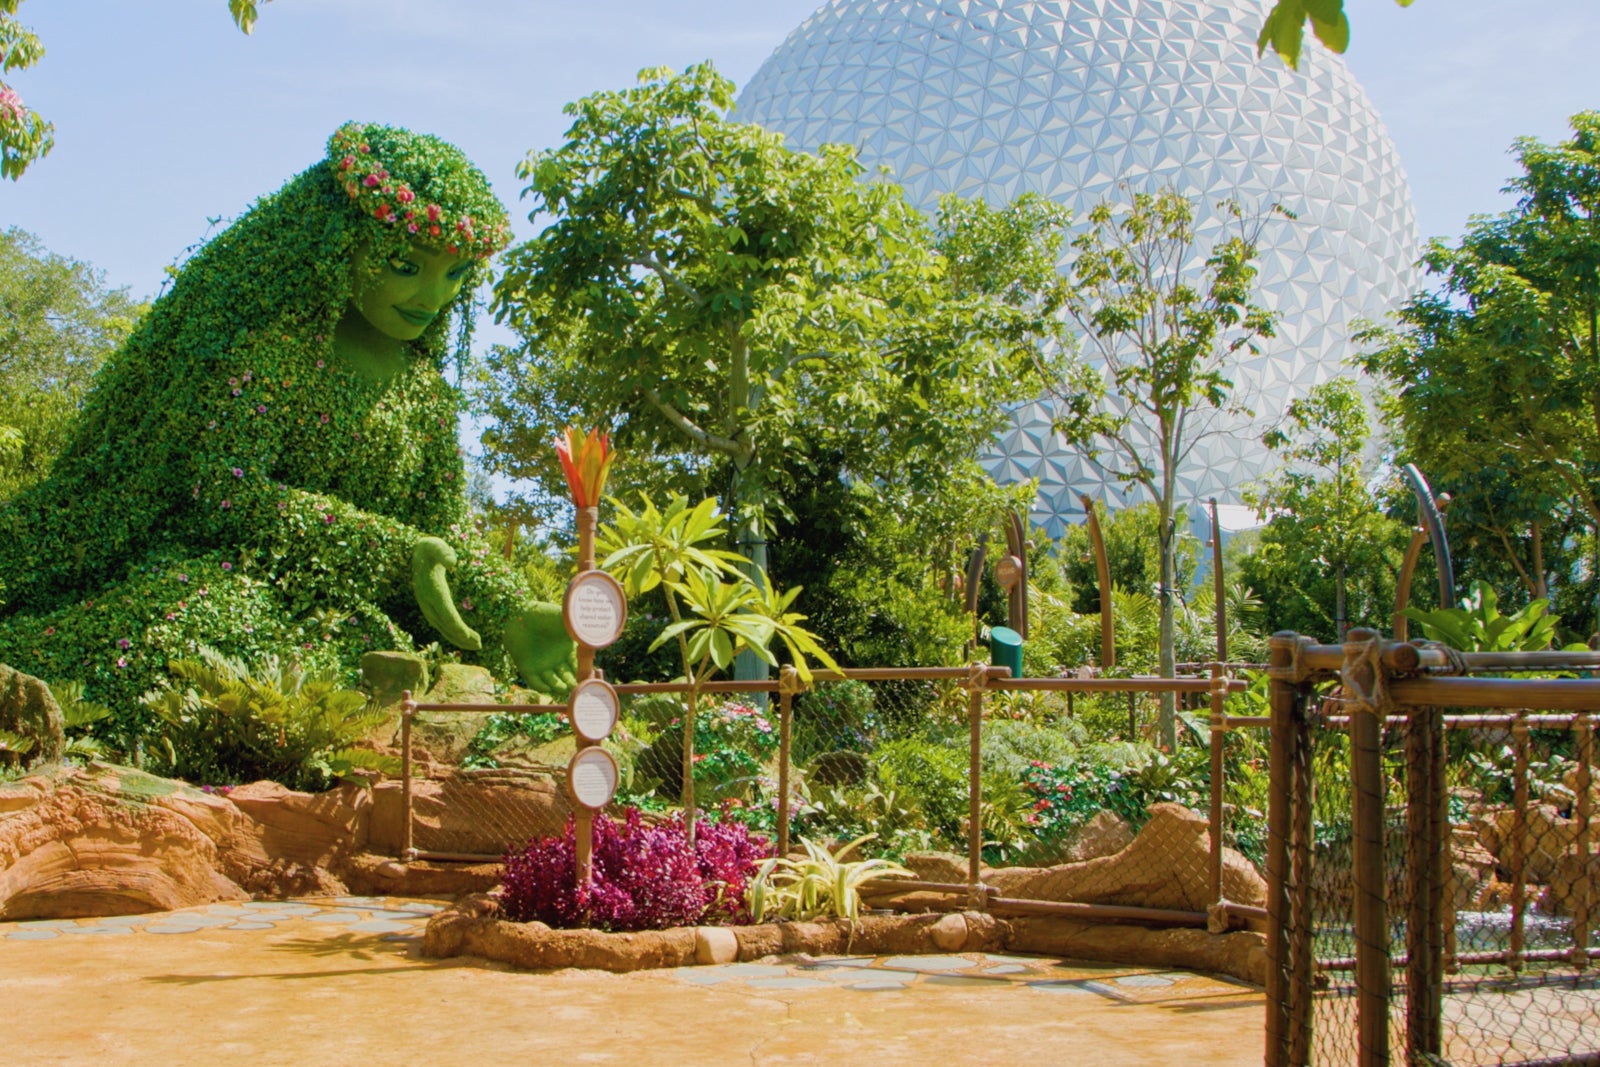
xmin=0 ymin=122 xmax=575 ymax=718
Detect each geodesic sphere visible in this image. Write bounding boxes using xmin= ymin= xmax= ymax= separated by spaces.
xmin=737 ymin=0 xmax=1418 ymax=536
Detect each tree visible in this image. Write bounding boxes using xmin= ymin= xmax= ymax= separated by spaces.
xmin=487 ymin=63 xmax=1068 ymax=675
xmin=0 ymin=0 xmax=263 ymax=179
xmin=1257 ymin=0 xmax=1414 ymax=69
xmin=0 ymin=227 xmax=143 ymax=498
xmin=1358 ymin=111 xmax=1600 ymax=633
xmin=1047 ymin=187 xmax=1279 ymax=748
xmin=1239 ymin=378 xmax=1411 ymax=641
xmin=1055 ymin=500 xmax=1199 ymax=620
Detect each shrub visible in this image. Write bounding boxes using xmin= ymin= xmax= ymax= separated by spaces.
xmin=500 ymin=808 xmax=773 ymax=930
xmin=141 ymin=646 xmax=395 ymax=791
xmin=460 ymin=710 xmax=567 ymax=770
xmin=636 ymin=698 xmax=778 ymax=803
xmin=874 ymin=736 xmax=970 ymax=843
xmin=792 ymin=678 xmax=878 ymax=762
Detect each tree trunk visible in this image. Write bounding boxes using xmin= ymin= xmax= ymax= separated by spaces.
xmin=1532 ymin=520 xmax=1547 ymax=602
xmin=731 ymin=460 xmax=771 ymax=692
xmin=1336 ymin=559 xmax=1348 ymax=639
xmin=1156 ymin=503 xmax=1177 ymax=751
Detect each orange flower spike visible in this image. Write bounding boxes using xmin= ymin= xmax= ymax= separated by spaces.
xmin=555 ymin=427 xmax=614 ymax=508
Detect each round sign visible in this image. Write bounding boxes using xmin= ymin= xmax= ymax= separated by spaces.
xmin=567 ymin=746 xmax=619 ymax=810
xmin=563 ymin=570 xmax=628 ymax=649
xmin=995 ymin=554 xmax=1024 ymax=591
xmin=569 ymin=678 xmax=620 ymax=743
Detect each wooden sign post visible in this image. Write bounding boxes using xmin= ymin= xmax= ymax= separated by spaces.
xmin=563 ymin=507 xmax=627 ymax=887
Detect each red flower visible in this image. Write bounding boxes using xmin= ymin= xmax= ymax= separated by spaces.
xmin=374 ymin=203 xmax=392 ymax=221
xmin=397 ymin=187 xmax=415 ymax=204
xmin=426 ymin=203 xmax=441 ymax=221
xmin=363 ymin=174 xmax=381 ymax=188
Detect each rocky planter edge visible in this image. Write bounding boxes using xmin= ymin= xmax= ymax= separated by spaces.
xmin=421 ymin=894 xmax=1269 ymax=985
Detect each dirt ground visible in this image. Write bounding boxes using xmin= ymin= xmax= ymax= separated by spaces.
xmin=0 ymin=898 xmax=1267 ymax=1066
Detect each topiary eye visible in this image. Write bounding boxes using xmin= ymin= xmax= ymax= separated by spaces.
xmin=386 ymin=256 xmax=420 ymax=277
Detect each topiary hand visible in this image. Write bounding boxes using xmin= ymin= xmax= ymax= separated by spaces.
xmin=504 ymin=601 xmax=578 ymax=698
xmin=411 ymin=536 xmax=482 ymax=650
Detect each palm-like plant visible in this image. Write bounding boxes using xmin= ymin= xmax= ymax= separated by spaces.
xmin=745 ymin=833 xmax=913 ymax=923
xmin=601 ymin=492 xmax=838 ymax=838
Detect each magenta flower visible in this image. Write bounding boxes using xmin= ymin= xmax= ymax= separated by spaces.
xmin=115 ymin=657 xmax=127 ymax=668
xmin=363 ymin=174 xmax=381 ymax=188
xmin=256 ymin=404 xmax=267 ymax=414
xmin=232 ymin=467 xmax=243 ymax=478
xmin=232 ymin=389 xmax=242 ymax=397
xmin=319 ymin=413 xmax=330 ymax=424
xmin=220 ymin=500 xmax=231 ymax=509
xmin=316 ymin=359 xmax=325 ymax=369
xmin=323 ymin=513 xmax=334 ymax=524
xmin=221 ymin=562 xmax=233 ymax=572
xmin=117 ymin=637 xmax=130 ymax=649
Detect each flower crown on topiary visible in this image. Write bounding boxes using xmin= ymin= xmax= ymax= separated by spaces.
xmin=326 ymin=122 xmax=511 ymax=260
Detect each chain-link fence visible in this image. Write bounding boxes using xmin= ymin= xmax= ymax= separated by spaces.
xmin=394 ymin=668 xmax=1270 ymax=932
xmin=1263 ymin=631 xmax=1600 ymax=1067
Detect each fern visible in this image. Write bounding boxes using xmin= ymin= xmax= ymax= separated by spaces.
xmin=142 ymin=646 xmax=387 ymax=791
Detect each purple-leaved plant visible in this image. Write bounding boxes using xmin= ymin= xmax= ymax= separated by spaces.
xmin=500 ymin=808 xmax=772 ymax=931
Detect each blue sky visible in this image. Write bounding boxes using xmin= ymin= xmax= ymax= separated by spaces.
xmin=5 ymin=0 xmax=1598 ymax=303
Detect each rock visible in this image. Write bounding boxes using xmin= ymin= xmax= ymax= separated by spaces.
xmin=695 ymin=925 xmax=739 ymax=964
xmin=1481 ymin=805 xmax=1575 ymax=883
xmin=1005 ymin=916 xmax=1268 ymax=986
xmin=985 ymin=803 xmax=1266 ymax=913
xmin=368 ymin=774 xmax=569 ymax=857
xmin=405 ymin=663 xmax=499 ymax=764
xmin=225 ymin=780 xmax=370 ymax=868
xmin=361 ymin=650 xmax=429 ymax=709
xmin=807 ymin=750 xmax=870 ymax=786
xmin=1062 ymin=810 xmax=1136 ymax=864
xmin=1546 ymin=852 xmax=1599 ymax=917
xmin=0 ymin=764 xmax=247 ymax=919
xmin=930 ymin=912 xmax=968 ymax=951
xmin=0 ymin=662 xmax=64 ymax=766
xmin=1562 ymin=766 xmax=1598 ymax=811
xmin=901 ymin=850 xmax=968 ymax=884
xmin=341 ymin=852 xmax=501 ymax=897
xmin=1448 ymin=828 xmax=1497 ymax=911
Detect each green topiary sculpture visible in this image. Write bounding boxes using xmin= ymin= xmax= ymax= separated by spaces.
xmin=0 ymin=122 xmax=575 ymax=724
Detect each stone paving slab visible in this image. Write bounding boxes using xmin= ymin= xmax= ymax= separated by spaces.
xmin=0 ymin=898 xmax=1267 ymax=1065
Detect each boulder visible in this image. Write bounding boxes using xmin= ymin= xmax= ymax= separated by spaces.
xmin=985 ymin=803 xmax=1266 ymax=913
xmin=1448 ymin=826 xmax=1497 ymax=911
xmin=0 ymin=764 xmax=247 ymax=919
xmin=368 ymin=773 xmax=569 ymax=857
xmin=1060 ymin=810 xmax=1137 ymax=864
xmin=405 ymin=663 xmax=498 ymax=764
xmin=361 ymin=650 xmax=429 ymax=709
xmin=1480 ymin=805 xmax=1575 ymax=883
xmin=901 ymin=850 xmax=968 ymax=884
xmin=225 ymin=780 xmax=371 ymax=868
xmin=0 ymin=662 xmax=64 ymax=766
xmin=1546 ymin=852 xmax=1599 ymax=917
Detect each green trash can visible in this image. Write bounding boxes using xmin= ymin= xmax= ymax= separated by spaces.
xmin=989 ymin=625 xmax=1023 ymax=679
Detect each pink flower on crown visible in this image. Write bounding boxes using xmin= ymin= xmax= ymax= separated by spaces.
xmin=397 ymin=187 xmax=415 ymax=204
xmin=0 ymin=88 xmax=25 ymax=124
xmin=426 ymin=204 xmax=441 ymax=222
xmin=363 ymin=174 xmax=381 ymax=188
xmin=407 ymin=223 xmax=419 ymax=234
xmin=340 ymin=155 xmax=355 ymax=170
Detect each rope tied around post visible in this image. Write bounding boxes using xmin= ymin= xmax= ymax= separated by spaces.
xmin=1411 ymin=639 xmax=1469 ymax=676
xmin=777 ymin=663 xmax=806 ymax=696
xmin=962 ymin=662 xmax=992 ymax=694
xmin=1342 ymin=630 xmax=1392 ymax=718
